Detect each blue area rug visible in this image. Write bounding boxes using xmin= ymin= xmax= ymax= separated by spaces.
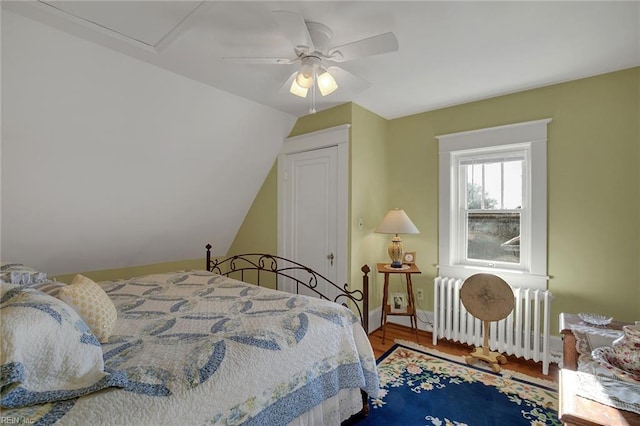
xmin=357 ymin=342 xmax=560 ymax=425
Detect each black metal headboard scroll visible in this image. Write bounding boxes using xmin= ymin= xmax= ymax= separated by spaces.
xmin=206 ymin=244 xmax=369 ymax=332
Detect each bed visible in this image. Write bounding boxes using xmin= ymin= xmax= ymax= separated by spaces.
xmin=0 ymin=245 xmax=378 ymax=425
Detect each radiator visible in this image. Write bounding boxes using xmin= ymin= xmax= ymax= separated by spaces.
xmin=433 ymin=276 xmax=553 ymax=375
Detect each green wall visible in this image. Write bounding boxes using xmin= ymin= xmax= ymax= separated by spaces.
xmin=53 ymin=257 xmax=204 ymax=284
xmin=228 ymin=102 xmax=391 ymax=304
xmin=228 ymin=102 xmax=353 ymax=258
xmin=56 ymin=67 xmax=639 ymax=334
xmin=226 ymin=162 xmax=279 ymax=255
xmin=288 ymin=103 xmax=352 ymax=137
xmin=349 ymin=104 xmax=389 ymax=304
xmin=386 ymin=67 xmax=639 ymax=330
xmin=231 ymin=66 xmax=640 ymax=334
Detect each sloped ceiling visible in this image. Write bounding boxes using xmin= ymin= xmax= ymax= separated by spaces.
xmin=35 ymin=1 xmax=203 ymax=48
xmin=1 ymin=1 xmax=639 ymax=275
xmin=4 ymin=1 xmax=639 ymax=119
xmin=1 ymin=9 xmax=296 ymax=275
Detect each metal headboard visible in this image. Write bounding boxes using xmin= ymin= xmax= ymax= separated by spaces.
xmin=205 ymin=244 xmax=369 ymax=332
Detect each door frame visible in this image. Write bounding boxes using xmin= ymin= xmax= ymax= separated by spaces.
xmin=277 ymin=124 xmax=350 ymax=290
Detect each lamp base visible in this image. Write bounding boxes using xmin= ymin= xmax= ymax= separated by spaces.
xmin=387 ymin=235 xmax=404 ymax=269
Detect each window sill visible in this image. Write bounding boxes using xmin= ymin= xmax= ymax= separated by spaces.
xmin=436 ymin=264 xmax=549 ymax=290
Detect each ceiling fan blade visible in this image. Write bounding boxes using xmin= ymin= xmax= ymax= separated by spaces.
xmin=327 ymin=66 xmax=371 ymax=93
xmin=223 ymin=57 xmax=297 ymax=65
xmin=328 ymin=32 xmax=398 ymax=62
xmin=272 ymin=11 xmax=315 ymax=54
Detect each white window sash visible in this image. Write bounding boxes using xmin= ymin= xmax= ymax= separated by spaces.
xmin=455 ymin=147 xmax=529 ymax=272
xmin=436 ymin=119 xmax=551 ymax=290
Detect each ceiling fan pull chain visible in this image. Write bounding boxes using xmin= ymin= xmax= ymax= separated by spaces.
xmin=309 ymin=72 xmax=317 ymax=114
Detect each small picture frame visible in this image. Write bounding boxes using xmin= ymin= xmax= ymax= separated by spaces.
xmin=390 ymin=293 xmax=407 ymax=313
xmin=403 ymin=251 xmax=416 ymax=264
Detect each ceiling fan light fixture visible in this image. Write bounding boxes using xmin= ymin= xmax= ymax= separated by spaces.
xmin=295 ymin=61 xmax=315 ymax=89
xmin=317 ymin=68 xmax=338 ymax=96
xmin=289 ymin=79 xmax=308 ymax=98
xmin=231 ymin=12 xmax=399 ymax=107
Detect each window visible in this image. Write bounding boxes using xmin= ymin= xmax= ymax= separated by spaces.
xmin=458 ymin=149 xmax=525 ymax=268
xmin=437 ymin=119 xmax=551 ymax=290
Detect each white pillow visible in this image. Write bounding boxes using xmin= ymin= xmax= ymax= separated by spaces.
xmin=57 ymin=274 xmax=118 ymax=343
xmin=0 ymin=283 xmax=127 ymax=408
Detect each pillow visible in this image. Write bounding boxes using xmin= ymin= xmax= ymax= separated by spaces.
xmin=57 ymin=275 xmax=117 ymax=343
xmin=28 ymin=280 xmax=67 ymax=297
xmin=0 ymin=283 xmax=127 ymax=408
xmin=0 ymin=263 xmax=49 ymax=285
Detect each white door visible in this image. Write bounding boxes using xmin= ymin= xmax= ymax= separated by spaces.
xmin=283 ymin=147 xmax=337 ymax=296
xmin=278 ymin=125 xmax=349 ymax=302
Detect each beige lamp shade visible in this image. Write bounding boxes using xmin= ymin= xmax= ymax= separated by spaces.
xmin=375 ymin=209 xmax=420 ymax=235
xmin=375 ymin=209 xmax=419 ymax=267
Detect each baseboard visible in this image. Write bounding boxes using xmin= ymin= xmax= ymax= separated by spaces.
xmin=367 ymin=306 xmax=434 ymax=334
xmin=367 ymin=305 xmax=563 ymax=363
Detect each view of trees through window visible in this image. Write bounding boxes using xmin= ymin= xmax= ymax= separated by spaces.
xmin=464 ymin=160 xmax=522 ymax=264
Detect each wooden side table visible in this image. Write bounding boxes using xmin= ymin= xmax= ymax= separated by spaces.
xmin=559 ymin=312 xmax=630 ymax=371
xmin=377 ymin=263 xmax=421 ymax=343
xmin=558 ymin=313 xmax=640 ymax=426
xmin=559 ymin=369 xmax=640 ymax=426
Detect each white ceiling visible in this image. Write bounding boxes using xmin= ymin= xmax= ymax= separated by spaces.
xmin=5 ymin=1 xmax=640 ymax=119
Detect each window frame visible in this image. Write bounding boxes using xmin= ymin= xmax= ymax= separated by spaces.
xmin=436 ymin=119 xmax=551 ymax=290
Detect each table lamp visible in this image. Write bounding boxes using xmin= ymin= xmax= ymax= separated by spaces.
xmin=375 ymin=208 xmax=420 ymax=268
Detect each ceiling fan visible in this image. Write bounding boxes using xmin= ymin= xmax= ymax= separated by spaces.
xmin=225 ymin=11 xmax=399 ymax=103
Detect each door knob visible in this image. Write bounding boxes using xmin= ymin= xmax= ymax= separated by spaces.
xmin=327 ymin=253 xmax=334 ymax=266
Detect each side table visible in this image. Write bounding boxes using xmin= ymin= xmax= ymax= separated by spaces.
xmin=559 ymin=312 xmax=630 ymax=371
xmin=559 ymin=369 xmax=640 ymax=426
xmin=558 ymin=312 xmax=640 ymax=426
xmin=377 ymin=263 xmax=421 ymax=343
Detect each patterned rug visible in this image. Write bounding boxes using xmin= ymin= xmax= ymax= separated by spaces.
xmin=356 ymin=341 xmax=560 ymax=426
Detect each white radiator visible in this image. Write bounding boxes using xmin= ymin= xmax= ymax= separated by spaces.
xmin=433 ymin=276 xmax=553 ymax=375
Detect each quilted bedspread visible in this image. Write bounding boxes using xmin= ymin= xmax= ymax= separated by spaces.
xmin=3 ymin=270 xmax=378 ymax=425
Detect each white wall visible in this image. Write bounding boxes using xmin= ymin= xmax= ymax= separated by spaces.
xmin=1 ymin=10 xmax=296 ymax=275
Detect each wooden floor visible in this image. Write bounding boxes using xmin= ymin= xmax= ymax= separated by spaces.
xmin=369 ymin=323 xmax=559 ymax=382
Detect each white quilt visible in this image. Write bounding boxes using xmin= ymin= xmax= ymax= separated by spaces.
xmin=2 ymin=270 xmax=378 ymax=425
